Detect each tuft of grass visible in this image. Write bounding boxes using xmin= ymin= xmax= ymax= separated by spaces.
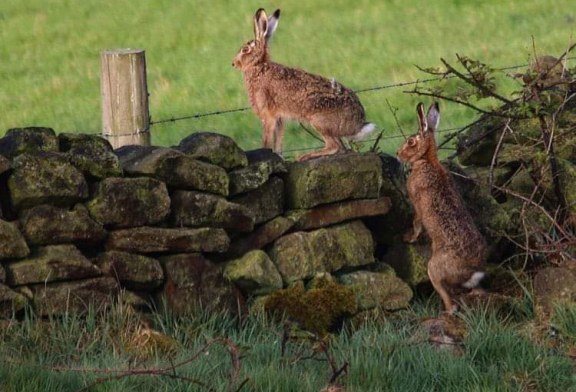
xmin=1 ymin=0 xmax=575 ymax=156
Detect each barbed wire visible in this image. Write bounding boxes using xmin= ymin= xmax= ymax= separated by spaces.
xmin=149 ymin=59 xmax=552 ymax=127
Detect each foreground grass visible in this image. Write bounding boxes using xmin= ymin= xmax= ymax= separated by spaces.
xmin=1 ymin=298 xmax=574 ymax=391
xmin=1 ymin=0 xmax=575 ymax=156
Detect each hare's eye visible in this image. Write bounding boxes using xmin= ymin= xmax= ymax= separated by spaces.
xmin=241 ymin=46 xmax=251 ymax=54
xmin=408 ymin=137 xmax=416 ymax=147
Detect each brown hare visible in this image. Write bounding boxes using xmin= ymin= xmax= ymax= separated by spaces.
xmin=397 ymin=102 xmax=486 ymax=314
xmin=232 ymin=8 xmax=375 ymax=161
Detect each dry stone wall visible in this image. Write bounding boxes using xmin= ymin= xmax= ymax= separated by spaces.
xmin=0 ymin=127 xmax=414 ymax=319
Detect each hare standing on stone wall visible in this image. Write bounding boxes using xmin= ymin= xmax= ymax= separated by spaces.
xmin=232 ymin=8 xmax=375 ymax=161
xmin=397 ymin=102 xmax=486 ymax=314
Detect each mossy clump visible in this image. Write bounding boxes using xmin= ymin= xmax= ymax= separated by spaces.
xmin=264 ymin=278 xmax=358 ymax=336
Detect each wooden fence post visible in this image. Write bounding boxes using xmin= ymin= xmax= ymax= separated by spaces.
xmin=101 ymin=49 xmax=151 ymax=149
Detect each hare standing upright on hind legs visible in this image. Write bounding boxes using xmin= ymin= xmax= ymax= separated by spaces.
xmin=232 ymin=8 xmax=375 ymax=161
xmin=397 ymin=102 xmax=487 ymax=314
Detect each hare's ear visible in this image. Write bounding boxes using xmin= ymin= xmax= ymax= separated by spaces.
xmin=265 ymin=9 xmax=280 ymax=43
xmin=427 ymin=102 xmax=440 ymax=132
xmin=254 ymin=8 xmax=269 ymax=42
xmin=416 ymin=102 xmax=428 ymax=135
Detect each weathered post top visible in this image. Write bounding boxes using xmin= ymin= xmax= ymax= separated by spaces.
xmin=101 ymin=48 xmax=151 ymax=149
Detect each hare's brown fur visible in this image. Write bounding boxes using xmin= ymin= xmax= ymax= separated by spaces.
xmin=398 ymin=103 xmax=486 ymax=313
xmin=233 ymin=9 xmax=373 ymax=161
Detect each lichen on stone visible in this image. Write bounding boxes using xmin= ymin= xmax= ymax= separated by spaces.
xmin=264 ymin=278 xmax=357 ymax=335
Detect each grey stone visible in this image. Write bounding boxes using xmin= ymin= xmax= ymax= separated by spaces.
xmin=288 ymin=196 xmax=391 ymax=231
xmin=228 ymin=149 xmax=286 ymax=196
xmin=5 ymin=245 xmax=101 ymax=286
xmin=0 ymin=127 xmax=58 ymax=159
xmin=93 ymin=251 xmax=164 ymax=291
xmin=177 ymin=132 xmax=248 ymax=170
xmin=171 ymin=190 xmax=254 ymax=232
xmin=116 ymin=146 xmax=229 ymax=196
xmin=19 ymin=204 xmax=106 ymax=246
xmin=31 ymin=277 xmax=119 ymax=316
xmin=59 ymin=133 xmax=122 ymax=179
xmin=158 ymin=253 xmax=245 ymax=316
xmin=232 ymin=177 xmax=284 ymax=225
xmin=227 ymin=216 xmax=296 ymax=257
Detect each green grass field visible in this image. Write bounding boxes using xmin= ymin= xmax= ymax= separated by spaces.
xmin=1 ymin=298 xmax=575 ymax=391
xmin=1 ymin=0 xmax=574 ymax=156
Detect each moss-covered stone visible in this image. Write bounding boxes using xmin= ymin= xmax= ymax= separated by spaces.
xmin=59 ymin=133 xmax=122 ymax=179
xmin=30 ymin=277 xmax=119 ymax=316
xmin=338 ymin=266 xmax=413 ymax=311
xmin=171 ymin=190 xmax=255 ymax=232
xmin=0 ymin=283 xmax=29 ymax=318
xmin=232 ymin=177 xmax=284 ymax=225
xmin=19 ymin=204 xmax=107 ymax=246
xmin=0 ymin=219 xmax=30 ymax=260
xmin=381 ymin=241 xmax=430 ymax=287
xmin=177 ymin=132 xmax=248 ymax=170
xmin=8 ymin=152 xmax=89 ymax=210
xmin=269 ymin=220 xmax=375 ymax=283
xmin=285 ymin=152 xmax=382 ymax=209
xmin=158 ymin=253 xmax=245 ymax=316
xmin=87 ymin=177 xmax=170 ymax=228
xmin=5 ymin=245 xmax=101 ymax=286
xmin=224 ymin=250 xmax=283 ymax=296
xmin=264 ymin=278 xmax=357 ymax=335
xmin=116 ymin=146 xmax=229 ymax=196
xmin=106 ymin=227 xmax=229 ymax=254
xmin=93 ymin=251 xmax=164 ymax=291
xmin=0 ymin=127 xmax=58 ymax=159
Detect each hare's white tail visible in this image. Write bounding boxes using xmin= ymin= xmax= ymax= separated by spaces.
xmin=462 ymin=271 xmax=485 ymax=289
xmin=350 ymin=122 xmax=376 ymax=141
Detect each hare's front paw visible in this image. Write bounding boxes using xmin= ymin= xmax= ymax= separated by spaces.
xmin=402 ymin=229 xmax=418 ymax=243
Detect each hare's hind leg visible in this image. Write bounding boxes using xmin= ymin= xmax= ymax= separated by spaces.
xmin=297 ymin=135 xmax=343 ymax=161
xmin=261 ymin=116 xmax=283 ymax=152
xmin=427 ymin=255 xmax=457 ymax=314
xmin=273 ymin=119 xmax=285 ymax=154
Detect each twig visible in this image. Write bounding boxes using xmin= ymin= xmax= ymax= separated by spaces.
xmin=488 ymin=119 xmax=511 ymax=189
xmin=448 ymin=56 xmax=514 ymax=105
xmin=40 ymin=337 xmax=244 ymax=392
